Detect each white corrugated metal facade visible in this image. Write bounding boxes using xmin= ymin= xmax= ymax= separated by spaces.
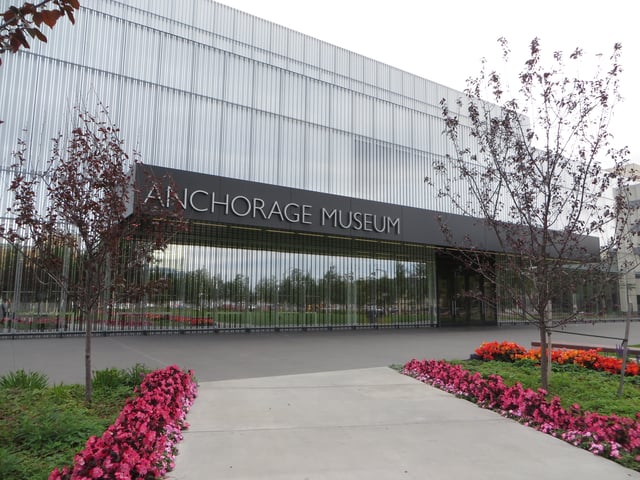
xmin=0 ymin=0 xmax=498 ymax=331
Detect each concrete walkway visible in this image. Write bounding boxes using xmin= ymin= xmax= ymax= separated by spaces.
xmin=169 ymin=367 xmax=640 ymax=480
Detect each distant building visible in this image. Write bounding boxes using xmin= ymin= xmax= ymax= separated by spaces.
xmin=615 ymin=164 xmax=640 ymax=313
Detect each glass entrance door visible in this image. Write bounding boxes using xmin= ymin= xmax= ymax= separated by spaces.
xmin=436 ymin=254 xmax=495 ymax=326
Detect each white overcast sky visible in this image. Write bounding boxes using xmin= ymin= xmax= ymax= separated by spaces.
xmin=216 ymin=0 xmax=639 ymax=163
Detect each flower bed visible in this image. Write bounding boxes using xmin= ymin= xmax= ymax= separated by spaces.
xmin=108 ymin=313 xmax=215 ymax=328
xmin=403 ymin=358 xmax=640 ymax=466
xmin=475 ymin=341 xmax=640 ymax=376
xmin=473 ymin=340 xmax=527 ymax=361
xmin=49 ymin=365 xmax=198 ymax=480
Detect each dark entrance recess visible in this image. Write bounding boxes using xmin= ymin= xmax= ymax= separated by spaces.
xmin=436 ymin=253 xmax=497 ymax=326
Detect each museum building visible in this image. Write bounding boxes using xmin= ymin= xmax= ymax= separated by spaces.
xmin=0 ymin=0 xmax=595 ymax=331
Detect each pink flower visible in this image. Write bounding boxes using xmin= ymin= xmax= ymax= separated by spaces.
xmin=89 ymin=466 xmax=104 ymax=478
xmin=403 ymin=358 xmax=640 ymax=465
xmin=49 ymin=365 xmax=198 ymax=479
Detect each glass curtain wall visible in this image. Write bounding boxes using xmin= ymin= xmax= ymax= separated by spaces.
xmin=0 ymin=236 xmax=437 ymax=333
xmin=493 ymin=256 xmax=621 ymax=325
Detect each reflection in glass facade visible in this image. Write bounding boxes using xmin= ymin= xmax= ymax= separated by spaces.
xmin=0 ymin=0 xmax=500 ymax=333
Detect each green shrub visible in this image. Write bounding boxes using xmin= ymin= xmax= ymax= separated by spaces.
xmin=13 ymin=405 xmax=108 ymax=454
xmin=123 ymin=363 xmax=151 ymax=387
xmin=0 ymin=370 xmax=48 ymax=390
xmin=0 ymin=447 xmax=22 ymax=480
xmin=92 ymin=364 xmax=150 ymax=391
xmin=92 ymin=367 xmax=127 ymax=390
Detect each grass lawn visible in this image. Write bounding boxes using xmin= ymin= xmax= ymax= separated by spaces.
xmin=0 ymin=366 xmax=148 ymax=480
xmin=451 ymin=359 xmax=640 ymax=418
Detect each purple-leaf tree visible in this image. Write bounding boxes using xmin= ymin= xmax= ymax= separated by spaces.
xmin=428 ymin=38 xmax=634 ymax=389
xmin=0 ymin=0 xmax=79 ymax=65
xmin=1 ymin=1 xmax=80 ymax=125
xmin=0 ymin=107 xmax=187 ymax=402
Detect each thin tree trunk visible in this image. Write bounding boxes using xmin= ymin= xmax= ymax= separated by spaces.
xmin=547 ymin=330 xmax=553 ymax=381
xmin=539 ymin=324 xmax=549 ymax=390
xmin=85 ymin=309 xmax=92 ymax=404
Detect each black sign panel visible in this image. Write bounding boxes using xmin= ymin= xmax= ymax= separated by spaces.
xmin=134 ymin=164 xmax=599 ymax=256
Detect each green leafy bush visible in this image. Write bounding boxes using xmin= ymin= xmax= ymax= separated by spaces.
xmin=0 ymin=370 xmax=48 ymax=390
xmin=13 ymin=405 xmax=108 ymax=453
xmin=123 ymin=363 xmax=151 ymax=387
xmin=0 ymin=446 xmax=22 ymax=480
xmin=92 ymin=367 xmax=126 ymax=390
xmin=92 ymin=363 xmax=150 ymax=391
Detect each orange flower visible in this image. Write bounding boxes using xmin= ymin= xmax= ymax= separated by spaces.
xmin=475 ymin=342 xmax=639 ymax=377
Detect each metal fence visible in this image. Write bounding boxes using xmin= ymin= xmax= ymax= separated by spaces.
xmin=0 ymin=304 xmax=441 ymax=339
xmin=2 ymin=304 xmax=635 ymax=340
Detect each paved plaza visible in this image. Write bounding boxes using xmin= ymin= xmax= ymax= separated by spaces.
xmin=2 ymin=323 xmax=638 ymax=384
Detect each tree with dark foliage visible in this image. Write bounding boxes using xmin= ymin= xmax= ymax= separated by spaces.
xmin=1 ymin=0 xmax=79 ymax=65
xmin=0 ymin=107 xmax=186 ymax=402
xmin=429 ymin=38 xmax=634 ymax=389
xmin=1 ymin=1 xmax=80 ymax=124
